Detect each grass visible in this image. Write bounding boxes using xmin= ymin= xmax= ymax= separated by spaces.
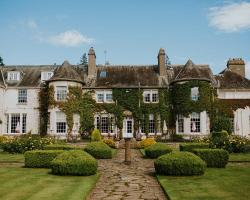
xmin=0 ymin=152 xmax=99 ymax=200
xmin=157 ymin=162 xmax=250 ymax=200
xmin=229 ymin=153 xmax=250 ymax=162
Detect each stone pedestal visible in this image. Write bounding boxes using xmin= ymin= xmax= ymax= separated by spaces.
xmin=124 ymin=138 xmax=131 ymax=165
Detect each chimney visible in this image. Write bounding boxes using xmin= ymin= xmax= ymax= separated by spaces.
xmin=88 ymin=47 xmax=96 ymax=77
xmin=227 ymin=58 xmax=245 ymax=77
xmin=158 ymin=48 xmax=166 ymax=76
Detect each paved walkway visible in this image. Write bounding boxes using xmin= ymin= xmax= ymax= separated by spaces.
xmin=87 ymin=149 xmax=167 ymax=200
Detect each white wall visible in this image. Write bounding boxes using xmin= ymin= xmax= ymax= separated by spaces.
xmin=217 ymin=89 xmax=250 ymax=99
xmin=233 ymin=108 xmax=250 ymax=137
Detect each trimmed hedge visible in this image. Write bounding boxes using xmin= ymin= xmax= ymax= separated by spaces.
xmin=84 ymin=142 xmax=112 ymax=159
xmin=44 ymin=144 xmax=82 ymax=150
xmin=192 ymin=148 xmax=229 ymax=168
xmin=24 ymin=150 xmax=64 ymax=168
xmin=51 ymin=150 xmax=97 ymax=176
xmin=179 ymin=143 xmax=209 ymax=152
xmin=154 ymin=151 xmax=206 ymax=176
xmin=145 ymin=143 xmax=172 ymax=158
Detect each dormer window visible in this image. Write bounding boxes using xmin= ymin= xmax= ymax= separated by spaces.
xmin=8 ymin=72 xmax=20 ymax=81
xmin=100 ymin=70 xmax=107 ymax=78
xmin=191 ymin=87 xmax=199 ymax=101
xmin=41 ymin=71 xmax=54 ymax=81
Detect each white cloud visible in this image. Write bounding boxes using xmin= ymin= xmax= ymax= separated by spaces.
xmin=208 ymin=2 xmax=250 ymax=32
xmin=48 ymin=30 xmax=94 ymax=47
xmin=26 ymin=19 xmax=38 ymax=29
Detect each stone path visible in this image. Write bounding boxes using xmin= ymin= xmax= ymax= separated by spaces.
xmin=87 ymin=149 xmax=167 ymax=200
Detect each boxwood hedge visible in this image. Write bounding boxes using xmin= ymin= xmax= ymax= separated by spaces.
xmin=44 ymin=144 xmax=82 ymax=150
xmin=179 ymin=143 xmax=209 ymax=152
xmin=154 ymin=151 xmax=206 ymax=176
xmin=84 ymin=142 xmax=112 ymax=159
xmin=24 ymin=150 xmax=64 ymax=168
xmin=145 ymin=143 xmax=172 ymax=158
xmin=51 ymin=150 xmax=97 ymax=176
xmin=192 ymin=148 xmax=229 ymax=168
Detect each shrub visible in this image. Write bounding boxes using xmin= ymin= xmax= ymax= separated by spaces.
xmin=84 ymin=142 xmax=112 ymax=159
xmin=145 ymin=143 xmax=172 ymax=158
xmin=24 ymin=150 xmax=64 ymax=168
xmin=1 ymin=135 xmax=55 ymax=153
xmin=212 ymin=116 xmax=232 ymax=134
xmin=140 ymin=138 xmax=156 ymax=148
xmin=44 ymin=144 xmax=82 ymax=150
xmin=154 ymin=151 xmax=206 ymax=176
xmin=170 ymin=134 xmax=185 ymax=142
xmin=210 ymin=130 xmax=229 ymax=149
xmin=91 ymin=129 xmax=102 ymax=142
xmin=51 ymin=150 xmax=97 ymax=176
xmin=0 ymin=136 xmax=9 ymax=149
xmin=193 ymin=148 xmax=229 ymax=168
xmin=179 ymin=143 xmax=209 ymax=152
xmin=225 ymin=135 xmax=250 ymax=153
xmin=103 ymin=138 xmax=116 ymax=148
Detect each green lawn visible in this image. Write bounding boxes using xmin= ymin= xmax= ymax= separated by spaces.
xmin=157 ymin=162 xmax=250 ymax=200
xmin=229 ymin=153 xmax=250 ymax=162
xmin=0 ymin=152 xmax=99 ymax=200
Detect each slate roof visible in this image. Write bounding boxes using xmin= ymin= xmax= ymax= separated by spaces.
xmin=171 ymin=59 xmax=216 ymax=84
xmin=215 ymin=68 xmax=250 ymax=89
xmin=94 ymin=65 xmax=168 ymax=88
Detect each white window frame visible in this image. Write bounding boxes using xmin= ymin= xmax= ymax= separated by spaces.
xmin=41 ymin=71 xmax=54 ymax=81
xmin=56 ymin=112 xmax=67 ymax=134
xmin=143 ymin=90 xmax=159 ymax=103
xmin=7 ymin=72 xmax=20 ymax=81
xmin=18 ymin=89 xmax=27 ymax=104
xmin=56 ymin=86 xmax=67 ymax=101
xmin=5 ymin=113 xmax=27 ymax=134
xmin=95 ymin=114 xmax=115 ymax=134
xmin=190 ymin=112 xmax=200 ymax=133
xmin=191 ymin=87 xmax=199 ymax=101
xmin=95 ymin=90 xmax=113 ymax=103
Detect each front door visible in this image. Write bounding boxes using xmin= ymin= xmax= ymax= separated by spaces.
xmin=123 ymin=117 xmax=133 ymax=138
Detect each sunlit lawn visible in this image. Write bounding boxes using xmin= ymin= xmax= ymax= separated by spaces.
xmin=0 ymin=152 xmax=99 ymax=200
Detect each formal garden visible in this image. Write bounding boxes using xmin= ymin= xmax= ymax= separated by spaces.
xmin=1 ymin=129 xmax=250 ymax=200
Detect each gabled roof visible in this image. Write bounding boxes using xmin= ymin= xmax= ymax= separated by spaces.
xmin=171 ymin=59 xmax=216 ymax=84
xmin=48 ymin=60 xmax=85 ymax=84
xmin=94 ymin=65 xmax=168 ymax=88
xmin=215 ymin=68 xmax=250 ymax=89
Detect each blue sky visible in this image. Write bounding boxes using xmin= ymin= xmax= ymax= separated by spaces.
xmin=0 ymin=0 xmax=250 ymax=75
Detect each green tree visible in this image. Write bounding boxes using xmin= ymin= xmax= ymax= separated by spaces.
xmin=0 ymin=56 xmax=4 ymax=66
xmin=80 ymin=53 xmax=88 ymax=66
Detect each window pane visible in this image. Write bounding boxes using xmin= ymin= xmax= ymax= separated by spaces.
xmin=191 ymin=87 xmax=199 ymax=101
xmin=106 ymin=93 xmax=113 ymax=102
xmin=178 ymin=115 xmax=184 ymax=133
xmin=22 ymin=114 xmax=27 ymax=133
xmin=152 ymin=93 xmax=158 ymax=102
xmin=190 ymin=112 xmax=200 ymax=132
xmin=144 ymin=93 xmax=151 ymax=102
xmin=101 ymin=117 xmax=108 ymax=133
xmin=149 ymin=114 xmax=155 ymax=133
xmin=97 ymin=93 xmax=104 ymax=102
xmin=56 ymin=86 xmax=67 ymax=101
xmin=18 ymin=89 xmax=27 ymax=103
xmin=11 ymin=114 xmax=20 ymax=133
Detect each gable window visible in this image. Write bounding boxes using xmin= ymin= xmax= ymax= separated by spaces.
xmin=191 ymin=87 xmax=199 ymax=101
xmin=56 ymin=86 xmax=67 ymax=101
xmin=8 ymin=72 xmax=20 ymax=81
xmin=56 ymin=112 xmax=66 ymax=133
xmin=18 ymin=89 xmax=27 ymax=104
xmin=177 ymin=115 xmax=184 ymax=133
xmin=190 ymin=112 xmax=200 ymax=133
xmin=41 ymin=71 xmax=54 ymax=81
xmin=143 ymin=90 xmax=158 ymax=103
xmin=96 ymin=90 xmax=113 ymax=103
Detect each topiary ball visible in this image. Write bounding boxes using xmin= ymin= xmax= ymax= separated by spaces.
xmin=154 ymin=151 xmax=206 ymax=176
xmin=84 ymin=142 xmax=112 ymax=159
xmin=51 ymin=150 xmax=97 ymax=176
xmin=145 ymin=143 xmax=172 ymax=158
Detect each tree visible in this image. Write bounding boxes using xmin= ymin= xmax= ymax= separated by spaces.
xmin=80 ymin=53 xmax=88 ymax=66
xmin=0 ymin=56 xmax=4 ymax=66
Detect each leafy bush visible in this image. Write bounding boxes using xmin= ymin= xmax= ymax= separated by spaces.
xmin=24 ymin=150 xmax=64 ymax=168
xmin=225 ymin=135 xmax=250 ymax=153
xmin=154 ymin=151 xmax=206 ymax=176
xmin=140 ymin=138 xmax=156 ymax=148
xmin=1 ymin=135 xmax=55 ymax=153
xmin=145 ymin=143 xmax=172 ymax=158
xmin=84 ymin=142 xmax=112 ymax=159
xmin=103 ymin=138 xmax=116 ymax=148
xmin=91 ymin=129 xmax=102 ymax=142
xmin=44 ymin=144 xmax=82 ymax=150
xmin=171 ymin=134 xmax=185 ymax=142
xmin=210 ymin=130 xmax=229 ymax=149
xmin=51 ymin=150 xmax=97 ymax=176
xmin=179 ymin=143 xmax=209 ymax=152
xmin=212 ymin=116 xmax=232 ymax=134
xmin=193 ymin=148 xmax=229 ymax=168
xmin=0 ymin=136 xmax=9 ymax=149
